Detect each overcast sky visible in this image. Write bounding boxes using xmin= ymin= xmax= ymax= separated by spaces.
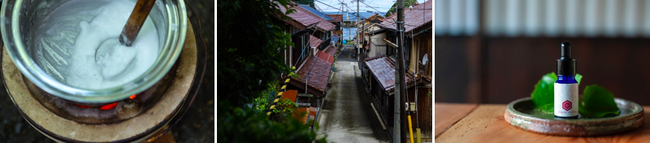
xmin=313 ymin=0 xmax=400 ymax=13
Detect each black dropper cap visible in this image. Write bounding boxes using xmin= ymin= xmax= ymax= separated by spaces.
xmin=557 ymin=41 xmax=577 ymax=76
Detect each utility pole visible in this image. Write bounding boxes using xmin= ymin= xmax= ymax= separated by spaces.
xmin=394 ymin=0 xmax=406 ymax=142
xmin=356 ymin=0 xmax=360 ymax=61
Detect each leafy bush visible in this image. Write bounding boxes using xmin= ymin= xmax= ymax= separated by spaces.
xmin=217 ymin=0 xmax=293 ymax=107
xmin=218 ymin=102 xmax=326 ymax=143
xmin=251 ymin=80 xmax=298 ymax=122
xmin=218 ymin=0 xmax=326 ymax=142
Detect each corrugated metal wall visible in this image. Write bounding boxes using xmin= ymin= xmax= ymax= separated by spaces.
xmin=435 ymin=0 xmax=480 ymax=36
xmin=435 ymin=0 xmax=650 ymax=37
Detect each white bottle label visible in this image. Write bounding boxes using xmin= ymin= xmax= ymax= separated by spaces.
xmin=554 ymin=83 xmax=579 ymax=117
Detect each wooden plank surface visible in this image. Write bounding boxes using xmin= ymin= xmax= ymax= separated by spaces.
xmin=434 ymin=103 xmax=478 ymax=137
xmin=436 ymin=104 xmax=650 ymax=143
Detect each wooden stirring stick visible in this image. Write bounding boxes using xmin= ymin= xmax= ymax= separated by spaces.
xmin=119 ymin=0 xmax=157 ymax=47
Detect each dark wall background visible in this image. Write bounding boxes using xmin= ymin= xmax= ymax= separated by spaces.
xmin=436 ymin=36 xmax=650 ymax=106
xmin=435 ymin=37 xmax=469 ymax=103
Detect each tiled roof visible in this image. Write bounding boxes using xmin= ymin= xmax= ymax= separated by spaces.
xmin=316 ymin=50 xmax=334 ymax=64
xmin=364 ymin=53 xmax=386 ymax=61
xmin=315 ymin=45 xmax=337 ymax=64
xmin=300 ymin=5 xmax=334 ymax=21
xmin=323 ymin=45 xmax=338 ymax=56
xmin=279 ymin=3 xmax=336 ymax=32
xmin=364 ymin=55 xmax=416 ymax=93
xmin=379 ymin=0 xmax=432 ymax=33
xmin=327 ymin=14 xmax=343 ymax=22
xmin=364 ymin=14 xmax=384 ymax=22
xmin=292 ymin=56 xmax=332 ymax=95
xmin=329 ymin=12 xmax=388 ymax=21
xmin=279 ymin=4 xmax=319 ymax=29
xmin=315 ymin=18 xmax=336 ymax=32
xmin=381 ymin=13 xmax=396 ymax=22
xmin=309 ymin=34 xmax=322 ymax=48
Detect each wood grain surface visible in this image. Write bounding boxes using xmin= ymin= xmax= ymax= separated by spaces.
xmin=434 ymin=103 xmax=478 ymax=137
xmin=436 ymin=104 xmax=650 ymax=143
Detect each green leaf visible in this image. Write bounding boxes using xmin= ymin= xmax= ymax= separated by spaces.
xmin=531 ymin=72 xmax=557 ymax=113
xmin=579 ymin=85 xmax=620 ymax=118
xmin=531 ymin=73 xmax=583 ymax=114
xmin=218 ymin=101 xmax=326 ymax=143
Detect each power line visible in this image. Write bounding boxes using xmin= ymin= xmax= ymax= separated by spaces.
xmin=315 ymin=4 xmax=322 ymax=11
xmin=337 ymin=0 xmax=355 ymax=11
xmin=361 ymin=1 xmax=383 ymax=13
xmin=315 ymin=0 xmax=342 ymax=10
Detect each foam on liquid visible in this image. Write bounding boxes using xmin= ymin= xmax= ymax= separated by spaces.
xmin=36 ymin=0 xmax=160 ymax=90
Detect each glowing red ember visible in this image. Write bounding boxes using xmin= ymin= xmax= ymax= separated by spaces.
xmin=74 ymin=94 xmax=136 ymax=110
xmin=100 ymin=103 xmax=119 ymax=110
xmin=75 ymin=104 xmax=91 ymax=108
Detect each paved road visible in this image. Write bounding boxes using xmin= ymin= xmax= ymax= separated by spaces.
xmin=317 ymin=45 xmax=390 ymax=142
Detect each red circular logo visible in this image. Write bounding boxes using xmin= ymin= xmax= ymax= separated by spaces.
xmin=562 ymin=100 xmax=572 ymax=111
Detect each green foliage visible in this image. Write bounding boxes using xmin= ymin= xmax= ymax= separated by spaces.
xmin=275 ymin=98 xmax=298 ymax=121
xmin=530 ymin=73 xmax=619 ymax=117
xmin=218 ymin=0 xmax=294 ymax=107
xmin=579 ymin=85 xmax=620 ymax=117
xmin=252 ymin=80 xmax=280 ymax=113
xmin=531 ymin=72 xmax=558 ymax=114
xmin=218 ymin=102 xmax=326 ymax=143
xmin=218 ymin=0 xmax=326 ymax=142
xmin=531 ymin=72 xmax=582 ymax=114
xmin=251 ymin=79 xmax=299 ymax=122
xmin=385 ymin=0 xmax=419 ymax=17
xmin=252 ymin=97 xmax=269 ymax=114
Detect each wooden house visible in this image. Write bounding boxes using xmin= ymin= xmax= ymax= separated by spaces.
xmin=275 ymin=2 xmax=338 ymax=128
xmin=364 ymin=0 xmax=432 ymax=142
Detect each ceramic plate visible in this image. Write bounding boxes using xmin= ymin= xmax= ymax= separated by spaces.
xmin=504 ymin=97 xmax=644 ymax=136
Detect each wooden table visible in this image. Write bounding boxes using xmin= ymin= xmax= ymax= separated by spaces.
xmin=435 ymin=103 xmax=650 ymax=142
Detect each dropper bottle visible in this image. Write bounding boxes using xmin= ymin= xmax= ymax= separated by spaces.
xmin=555 ymin=41 xmax=579 ymax=118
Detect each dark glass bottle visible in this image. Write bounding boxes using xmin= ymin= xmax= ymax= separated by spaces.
xmin=555 ymin=41 xmax=579 ymax=119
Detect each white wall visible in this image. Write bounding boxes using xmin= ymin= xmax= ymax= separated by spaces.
xmin=368 ymin=32 xmax=387 ymax=58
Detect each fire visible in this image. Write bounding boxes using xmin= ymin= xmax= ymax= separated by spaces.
xmin=75 ymin=104 xmax=91 ymax=108
xmin=74 ymin=94 xmax=136 ymax=110
xmin=100 ymin=103 xmax=118 ymax=110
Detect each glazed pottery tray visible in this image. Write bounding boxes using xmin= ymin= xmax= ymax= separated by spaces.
xmin=504 ymin=97 xmax=644 ymax=136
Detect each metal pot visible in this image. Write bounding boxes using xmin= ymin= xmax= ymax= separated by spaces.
xmin=0 ymin=0 xmax=187 ymax=103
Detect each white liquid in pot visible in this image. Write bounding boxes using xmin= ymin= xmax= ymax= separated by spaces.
xmin=33 ymin=0 xmax=160 ymax=90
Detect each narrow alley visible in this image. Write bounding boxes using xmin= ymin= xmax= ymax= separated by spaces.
xmin=218 ymin=0 xmax=432 ymax=142
xmin=317 ymin=45 xmax=390 ymax=142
